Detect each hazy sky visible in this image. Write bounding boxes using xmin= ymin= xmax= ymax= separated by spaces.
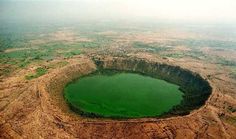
xmin=1 ymin=0 xmax=236 ymax=23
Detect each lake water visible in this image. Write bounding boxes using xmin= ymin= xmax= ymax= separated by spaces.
xmin=64 ymin=72 xmax=183 ymax=118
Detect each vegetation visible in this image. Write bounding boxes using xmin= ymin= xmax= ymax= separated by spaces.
xmin=229 ymin=67 xmax=236 ymax=79
xmin=163 ymin=50 xmax=206 ymax=60
xmin=25 ymin=67 xmax=48 ymax=80
xmin=48 ymin=61 xmax=69 ymax=69
xmin=166 ymin=39 xmax=236 ymax=50
xmin=133 ymin=41 xmax=169 ymax=53
xmin=220 ymin=115 xmax=236 ymax=126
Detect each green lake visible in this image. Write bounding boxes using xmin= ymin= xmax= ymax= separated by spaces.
xmin=64 ymin=72 xmax=184 ymax=118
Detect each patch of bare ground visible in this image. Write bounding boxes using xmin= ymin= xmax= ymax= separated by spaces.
xmin=26 ymin=30 xmax=92 ymax=48
xmin=49 ymin=30 xmax=91 ymax=43
xmin=201 ymin=47 xmax=236 ymax=61
xmin=4 ymin=48 xmax=32 ymax=53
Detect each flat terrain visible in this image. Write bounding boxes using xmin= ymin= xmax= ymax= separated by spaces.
xmin=0 ymin=23 xmax=236 ymax=138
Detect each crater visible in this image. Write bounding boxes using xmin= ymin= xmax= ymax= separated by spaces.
xmin=47 ymin=56 xmax=212 ymax=119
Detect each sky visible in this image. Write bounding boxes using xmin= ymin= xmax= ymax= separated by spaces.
xmin=0 ymin=0 xmax=236 ymax=24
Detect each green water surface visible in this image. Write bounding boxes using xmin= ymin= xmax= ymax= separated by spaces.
xmin=64 ymin=72 xmax=183 ymax=118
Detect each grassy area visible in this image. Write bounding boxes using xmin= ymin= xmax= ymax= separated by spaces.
xmin=229 ymin=66 xmax=236 ymax=80
xmin=133 ymin=41 xmax=169 ymax=53
xmin=220 ymin=115 xmax=236 ymax=127
xmin=0 ymin=42 xmax=81 ymax=66
xmin=166 ymin=39 xmax=236 ymax=50
xmin=48 ymin=61 xmax=69 ymax=68
xmin=63 ymin=50 xmax=81 ymax=58
xmin=164 ymin=53 xmax=185 ymax=58
xmin=25 ymin=67 xmax=48 ymax=80
xmin=163 ymin=50 xmax=206 ymax=60
xmin=216 ymin=57 xmax=236 ymax=66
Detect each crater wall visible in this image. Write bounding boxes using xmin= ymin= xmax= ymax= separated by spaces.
xmin=45 ymin=55 xmax=212 ymax=117
xmin=93 ymin=56 xmax=212 ymax=116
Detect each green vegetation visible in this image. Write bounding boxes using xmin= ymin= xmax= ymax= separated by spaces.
xmin=0 ymin=26 xmax=112 ymax=76
xmin=216 ymin=57 xmax=236 ymax=66
xmin=25 ymin=67 xmax=48 ymax=80
xmin=0 ymin=43 xmax=81 ymax=70
xmin=163 ymin=50 xmax=206 ymax=60
xmin=133 ymin=41 xmax=169 ymax=53
xmin=63 ymin=50 xmax=81 ymax=58
xmin=48 ymin=61 xmax=69 ymax=69
xmin=0 ymin=68 xmax=12 ymax=76
xmin=164 ymin=52 xmax=185 ymax=58
xmin=166 ymin=39 xmax=236 ymax=50
xmin=64 ymin=72 xmax=183 ymax=118
xmin=220 ymin=115 xmax=236 ymax=126
xmin=229 ymin=67 xmax=236 ymax=79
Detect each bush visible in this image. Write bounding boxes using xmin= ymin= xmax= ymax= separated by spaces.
xmin=25 ymin=67 xmax=47 ymax=80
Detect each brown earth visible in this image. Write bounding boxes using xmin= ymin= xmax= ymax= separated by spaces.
xmin=0 ymin=54 xmax=236 ymax=139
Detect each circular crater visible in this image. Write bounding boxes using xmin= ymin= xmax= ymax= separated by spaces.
xmin=59 ymin=56 xmax=212 ymax=119
xmin=46 ymin=56 xmax=212 ymax=119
